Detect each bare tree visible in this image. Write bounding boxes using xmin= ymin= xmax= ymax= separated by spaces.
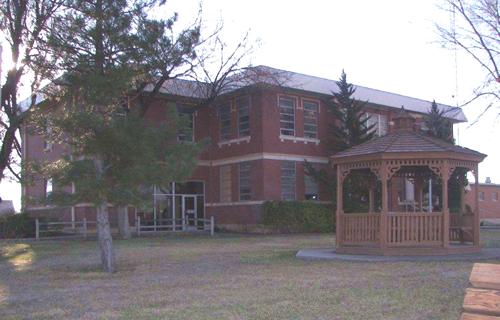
xmin=0 ymin=0 xmax=63 ymax=184
xmin=436 ymin=0 xmax=499 ymax=115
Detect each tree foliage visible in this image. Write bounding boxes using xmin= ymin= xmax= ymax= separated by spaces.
xmin=27 ymin=0 xmax=206 ymax=272
xmin=306 ymin=71 xmax=375 ymax=211
xmin=327 ymin=70 xmax=375 ymax=153
xmin=424 ymin=100 xmax=454 ymax=143
xmin=0 ymin=0 xmax=63 ymax=183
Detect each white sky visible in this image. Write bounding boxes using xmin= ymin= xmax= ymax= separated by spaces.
xmin=1 ymin=0 xmax=499 ymax=211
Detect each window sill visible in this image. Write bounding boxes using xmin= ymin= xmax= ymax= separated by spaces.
xmin=279 ymin=135 xmax=320 ymax=145
xmin=218 ymin=136 xmax=251 ymax=148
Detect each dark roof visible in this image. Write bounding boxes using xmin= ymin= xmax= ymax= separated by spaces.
xmin=331 ymin=130 xmax=486 ymax=159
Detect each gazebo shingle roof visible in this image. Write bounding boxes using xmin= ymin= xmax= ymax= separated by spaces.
xmin=331 ymin=130 xmax=486 ymax=159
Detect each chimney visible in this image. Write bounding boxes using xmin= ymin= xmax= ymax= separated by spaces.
xmin=485 ymin=177 xmax=492 ymax=184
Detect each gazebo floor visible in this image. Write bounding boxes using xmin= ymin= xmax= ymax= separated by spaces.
xmin=336 ymin=243 xmax=481 ymax=256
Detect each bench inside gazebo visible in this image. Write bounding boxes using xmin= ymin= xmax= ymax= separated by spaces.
xmin=331 ymin=109 xmax=486 ymax=256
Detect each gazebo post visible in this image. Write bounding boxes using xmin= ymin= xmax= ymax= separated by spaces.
xmin=380 ymin=162 xmax=388 ymax=250
xmin=442 ymin=161 xmax=450 ymax=248
xmin=336 ymin=165 xmax=344 ymax=249
xmin=368 ymin=187 xmax=374 ymax=213
xmin=473 ymin=165 xmax=480 ymax=247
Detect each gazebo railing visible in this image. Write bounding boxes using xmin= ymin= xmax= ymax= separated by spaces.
xmin=386 ymin=212 xmax=443 ymax=246
xmin=342 ymin=213 xmax=380 ymax=245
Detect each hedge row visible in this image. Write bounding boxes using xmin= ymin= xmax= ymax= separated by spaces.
xmin=261 ymin=201 xmax=334 ymax=233
xmin=0 ymin=213 xmax=36 ymax=239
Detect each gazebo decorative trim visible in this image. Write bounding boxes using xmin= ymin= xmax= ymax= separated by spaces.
xmin=331 ymin=109 xmax=486 ymax=256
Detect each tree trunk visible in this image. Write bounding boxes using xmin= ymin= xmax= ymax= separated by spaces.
xmin=96 ymin=202 xmax=115 ymax=273
xmin=117 ymin=206 xmax=131 ymax=239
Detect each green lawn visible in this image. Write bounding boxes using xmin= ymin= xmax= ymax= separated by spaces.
xmin=0 ymin=231 xmax=499 ymax=320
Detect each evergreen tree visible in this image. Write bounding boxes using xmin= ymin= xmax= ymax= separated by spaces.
xmin=327 ymin=70 xmax=375 ymax=153
xmin=424 ymin=101 xmax=454 ymax=143
xmin=32 ymin=0 xmax=203 ymax=272
xmin=306 ymin=71 xmax=375 ymax=211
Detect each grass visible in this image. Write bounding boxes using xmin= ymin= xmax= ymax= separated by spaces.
xmin=0 ymin=230 xmax=498 ymax=320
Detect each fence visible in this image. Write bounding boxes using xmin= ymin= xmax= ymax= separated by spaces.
xmin=35 ymin=218 xmax=95 ymax=240
xmin=136 ymin=216 xmax=215 ymax=236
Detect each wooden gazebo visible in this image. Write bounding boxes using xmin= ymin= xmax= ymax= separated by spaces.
xmin=331 ymin=110 xmax=486 ymax=255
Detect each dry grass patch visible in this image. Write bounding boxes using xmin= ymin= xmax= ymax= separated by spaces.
xmin=0 ymin=231 xmax=498 ymax=319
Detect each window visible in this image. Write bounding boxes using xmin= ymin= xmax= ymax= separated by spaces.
xmin=303 ymin=100 xmax=319 ymax=139
xmin=279 ymin=96 xmax=296 ymax=136
xmin=304 ymin=170 xmax=319 ymax=200
xmin=219 ymin=103 xmax=232 ymax=141
xmin=237 ymin=96 xmax=250 ymax=137
xmin=479 ymin=191 xmax=485 ymax=201
xmin=493 ymin=192 xmax=498 ymax=202
xmin=239 ymin=162 xmax=251 ymax=200
xmin=45 ymin=178 xmax=53 ymax=199
xmin=220 ymin=165 xmax=232 ymax=202
xmin=364 ymin=112 xmax=388 ymax=137
xmin=44 ymin=119 xmax=53 ymax=151
xmin=281 ymin=161 xmax=296 ymax=200
xmin=176 ymin=104 xmax=194 ymax=142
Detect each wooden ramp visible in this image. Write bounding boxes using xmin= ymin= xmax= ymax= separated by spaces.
xmin=462 ymin=263 xmax=500 ymax=319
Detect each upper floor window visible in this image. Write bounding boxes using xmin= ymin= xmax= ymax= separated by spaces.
xmin=176 ymin=104 xmax=194 ymax=142
xmin=237 ymin=96 xmax=250 ymax=137
xmin=364 ymin=112 xmax=388 ymax=137
xmin=479 ymin=191 xmax=485 ymax=201
xmin=220 ymin=165 xmax=232 ymax=202
xmin=219 ymin=103 xmax=232 ymax=141
xmin=279 ymin=96 xmax=296 ymax=136
xmin=493 ymin=192 xmax=498 ymax=202
xmin=281 ymin=161 xmax=296 ymax=200
xmin=239 ymin=162 xmax=251 ymax=201
xmin=303 ymin=100 xmax=319 ymax=139
xmin=44 ymin=119 xmax=53 ymax=151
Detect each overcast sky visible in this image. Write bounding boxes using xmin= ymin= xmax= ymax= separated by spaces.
xmin=1 ymin=0 xmax=498 ymax=210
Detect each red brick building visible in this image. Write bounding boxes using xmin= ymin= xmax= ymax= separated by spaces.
xmin=22 ymin=66 xmax=468 ymax=229
xmin=466 ymin=182 xmax=500 ymax=224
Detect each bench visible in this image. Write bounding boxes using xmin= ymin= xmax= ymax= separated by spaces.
xmin=461 ymin=263 xmax=500 ymax=319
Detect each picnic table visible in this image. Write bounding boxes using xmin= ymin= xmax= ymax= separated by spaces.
xmin=462 ymin=263 xmax=500 ymax=319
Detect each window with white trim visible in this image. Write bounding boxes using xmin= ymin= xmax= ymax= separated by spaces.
xmin=176 ymin=104 xmax=194 ymax=142
xmin=44 ymin=119 xmax=53 ymax=151
xmin=364 ymin=112 xmax=388 ymax=137
xmin=237 ymin=96 xmax=250 ymax=137
xmin=239 ymin=162 xmax=251 ymax=200
xmin=219 ymin=103 xmax=232 ymax=141
xmin=279 ymin=96 xmax=296 ymax=136
xmin=303 ymin=100 xmax=319 ymax=139
xmin=220 ymin=165 xmax=232 ymax=202
xmin=281 ymin=161 xmax=296 ymax=200
xmin=493 ymin=192 xmax=498 ymax=202
xmin=479 ymin=191 xmax=485 ymax=201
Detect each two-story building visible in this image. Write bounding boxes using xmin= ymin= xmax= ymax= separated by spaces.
xmin=465 ymin=179 xmax=500 ymax=224
xmin=22 ymin=66 xmax=467 ymax=230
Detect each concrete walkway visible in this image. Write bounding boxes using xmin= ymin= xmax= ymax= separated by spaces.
xmin=296 ymin=248 xmax=500 ymax=262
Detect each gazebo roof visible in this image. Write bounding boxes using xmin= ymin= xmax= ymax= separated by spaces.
xmin=331 ymin=130 xmax=485 ymax=160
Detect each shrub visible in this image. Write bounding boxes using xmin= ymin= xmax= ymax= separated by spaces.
xmin=0 ymin=213 xmax=36 ymax=239
xmin=262 ymin=201 xmax=334 ymax=233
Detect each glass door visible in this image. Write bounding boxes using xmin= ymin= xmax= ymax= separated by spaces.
xmin=183 ymin=196 xmax=197 ymax=230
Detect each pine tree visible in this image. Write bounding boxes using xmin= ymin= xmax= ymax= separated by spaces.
xmin=424 ymin=101 xmax=454 ymax=143
xmin=32 ymin=0 xmax=202 ymax=273
xmin=327 ymin=70 xmax=375 ymax=153
xmin=306 ymin=70 xmax=375 ymax=211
